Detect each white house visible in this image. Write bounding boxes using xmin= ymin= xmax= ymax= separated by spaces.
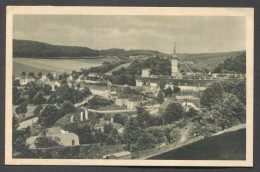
xmin=19 ymin=77 xmax=35 ymax=86
xmin=26 ymin=127 xmax=79 ymax=149
xmin=142 ymin=69 xmax=151 ymax=78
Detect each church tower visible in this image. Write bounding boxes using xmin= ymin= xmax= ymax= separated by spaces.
xmin=171 ymin=43 xmax=178 ymax=77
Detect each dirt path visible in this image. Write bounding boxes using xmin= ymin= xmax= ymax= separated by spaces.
xmin=180 ymin=122 xmax=193 ymax=142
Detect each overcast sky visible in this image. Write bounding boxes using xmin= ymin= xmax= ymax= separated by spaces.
xmin=13 ymin=15 xmax=246 ymax=54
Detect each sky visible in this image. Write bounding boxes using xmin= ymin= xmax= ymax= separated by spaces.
xmin=13 ymin=15 xmax=246 ymax=54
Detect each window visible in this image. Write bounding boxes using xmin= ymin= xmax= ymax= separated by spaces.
xmin=72 ymin=139 xmax=75 ymax=145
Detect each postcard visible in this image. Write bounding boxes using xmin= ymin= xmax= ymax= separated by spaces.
xmin=5 ymin=6 xmax=254 ymax=166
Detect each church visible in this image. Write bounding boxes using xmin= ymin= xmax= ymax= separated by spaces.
xmin=171 ymin=43 xmax=183 ymax=79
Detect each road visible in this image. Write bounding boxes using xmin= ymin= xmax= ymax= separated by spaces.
xmin=74 ymin=95 xmax=94 ymax=108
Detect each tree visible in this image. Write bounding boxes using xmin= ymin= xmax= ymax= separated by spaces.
xmin=114 ymin=114 xmax=127 ymax=125
xmin=164 ymin=102 xmax=185 ymax=124
xmin=42 ymin=84 xmax=52 ymax=95
xmin=123 ymin=117 xmax=141 ymax=151
xmin=134 ymin=132 xmax=156 ymax=151
xmin=21 ymin=71 xmax=26 ymax=76
xmin=173 ymin=85 xmax=180 ymax=94
xmin=47 ymin=72 xmax=54 ymax=81
xmin=159 ymin=79 xmax=166 ymax=90
xmin=37 ymin=72 xmax=42 ymax=78
xmin=164 ymin=87 xmax=173 ymax=98
xmin=15 ymin=102 xmax=28 ymax=118
xmin=157 ymin=90 xmax=164 ymax=104
xmin=38 ymin=105 xmax=60 ymax=128
xmin=186 ymin=107 xmax=199 ymax=118
xmin=33 ymin=92 xmax=46 ymax=105
xmin=211 ymin=93 xmax=246 ymax=129
xmin=28 ymin=72 xmax=35 ymax=78
xmin=136 ymin=106 xmax=151 ymax=128
xmin=200 ymin=82 xmax=224 ymax=109
xmin=13 ymin=116 xmax=19 ymax=131
xmin=87 ymin=95 xmax=113 ymax=109
xmin=13 ymin=86 xmax=20 ymax=105
xmin=34 ymin=136 xmax=61 ymax=148
xmin=60 ymin=100 xmax=75 ymax=115
xmin=33 ymin=105 xmax=43 ymax=116
xmin=164 ymin=127 xmax=181 ymax=144
xmin=118 ymin=75 xmax=128 ymax=85
xmin=13 ymin=79 xmax=21 ymax=86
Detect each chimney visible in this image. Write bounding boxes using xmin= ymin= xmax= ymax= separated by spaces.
xmin=80 ymin=111 xmax=84 ymax=121
xmin=71 ymin=116 xmax=75 ymax=123
xmin=85 ymin=109 xmax=89 ymax=120
xmin=111 ymin=117 xmax=114 ymax=123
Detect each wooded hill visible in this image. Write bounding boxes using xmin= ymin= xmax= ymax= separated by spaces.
xmin=213 ymin=53 xmax=246 ymax=73
xmin=13 ymin=39 xmax=164 ymax=58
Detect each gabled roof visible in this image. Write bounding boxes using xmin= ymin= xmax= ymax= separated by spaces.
xmin=179 ymin=62 xmax=193 ymax=73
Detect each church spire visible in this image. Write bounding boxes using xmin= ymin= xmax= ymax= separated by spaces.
xmin=173 ymin=42 xmax=177 ymax=58
xmin=174 ymin=42 xmax=176 ymax=55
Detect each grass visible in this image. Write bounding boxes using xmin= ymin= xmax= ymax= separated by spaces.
xmin=148 ymin=128 xmax=246 ymax=160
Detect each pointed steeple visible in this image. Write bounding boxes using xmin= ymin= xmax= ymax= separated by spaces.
xmin=173 ymin=42 xmax=177 ymax=58
xmin=173 ymin=42 xmax=176 ymax=55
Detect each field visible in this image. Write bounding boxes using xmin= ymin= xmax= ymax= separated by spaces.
xmin=148 ymin=128 xmax=246 ymax=160
xmin=13 ymin=57 xmax=114 ymax=77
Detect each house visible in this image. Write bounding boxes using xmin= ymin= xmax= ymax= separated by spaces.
xmin=89 ymin=85 xmax=110 ymax=99
xmin=182 ymin=101 xmax=200 ymax=112
xmin=26 ymin=127 xmax=79 ymax=149
xmin=142 ymin=69 xmax=151 ymax=78
xmin=179 ymin=62 xmax=194 ymax=75
xmin=115 ymin=94 xmax=128 ymax=107
xmin=51 ymin=81 xmax=61 ymax=91
xmin=76 ymin=75 xmax=86 ymax=83
xmin=176 ymin=95 xmax=197 ymax=100
xmin=88 ymin=73 xmax=99 ymax=77
xmin=55 ymin=110 xmax=90 ymax=127
xmin=126 ymin=95 xmax=146 ymax=109
xmin=67 ymin=75 xmax=74 ymax=81
xmin=19 ymin=76 xmax=35 ymax=85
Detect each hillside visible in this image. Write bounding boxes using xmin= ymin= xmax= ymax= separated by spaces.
xmin=13 ymin=39 xmax=99 ymax=58
xmin=13 ymin=39 xmax=165 ymax=58
xmin=177 ymin=51 xmax=246 ymax=71
xmin=213 ymin=53 xmax=246 ymax=73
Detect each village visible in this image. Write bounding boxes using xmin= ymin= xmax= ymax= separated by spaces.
xmin=12 ymin=45 xmax=246 ymax=159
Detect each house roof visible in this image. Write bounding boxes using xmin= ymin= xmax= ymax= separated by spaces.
xmin=89 ymin=85 xmax=108 ymax=91
xmin=179 ymin=62 xmax=193 ymax=73
xmin=47 ymin=127 xmax=62 ymax=135
xmin=136 ymin=76 xmax=218 ymax=87
xmin=128 ymin=95 xmax=143 ymax=102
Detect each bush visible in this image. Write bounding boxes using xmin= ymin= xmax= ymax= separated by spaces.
xmin=34 ymin=136 xmax=61 ymax=148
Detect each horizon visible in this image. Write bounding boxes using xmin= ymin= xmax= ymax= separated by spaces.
xmin=13 ymin=15 xmax=246 ymax=54
xmin=13 ymin=38 xmax=246 ymax=55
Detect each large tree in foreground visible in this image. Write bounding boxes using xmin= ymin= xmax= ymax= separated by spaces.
xmin=38 ymin=105 xmax=60 ymax=128
xmin=164 ymin=102 xmax=185 ymax=124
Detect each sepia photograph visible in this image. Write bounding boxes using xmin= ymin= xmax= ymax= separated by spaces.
xmin=5 ymin=6 xmax=254 ymax=166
